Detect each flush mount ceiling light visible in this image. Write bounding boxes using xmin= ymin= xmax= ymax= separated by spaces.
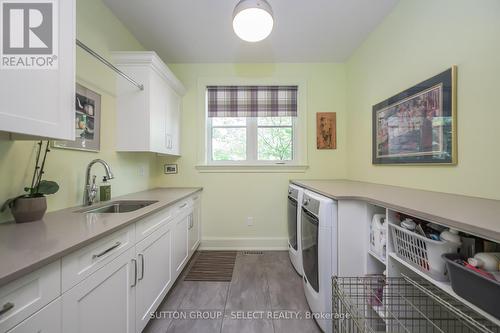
xmin=232 ymin=0 xmax=274 ymax=42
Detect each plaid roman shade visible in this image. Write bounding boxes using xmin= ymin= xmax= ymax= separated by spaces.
xmin=207 ymin=86 xmax=298 ymax=117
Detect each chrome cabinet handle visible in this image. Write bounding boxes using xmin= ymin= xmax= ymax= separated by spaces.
xmin=92 ymin=242 xmax=121 ymax=259
xmin=189 ymin=214 xmax=194 ymax=229
xmin=0 ymin=302 xmax=14 ymax=316
xmin=138 ymin=254 xmax=145 ymax=281
xmin=179 ymin=203 xmax=188 ymax=209
xmin=131 ymin=259 xmax=137 ymax=287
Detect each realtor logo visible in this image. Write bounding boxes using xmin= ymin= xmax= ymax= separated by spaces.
xmin=1 ymin=0 xmax=58 ymax=69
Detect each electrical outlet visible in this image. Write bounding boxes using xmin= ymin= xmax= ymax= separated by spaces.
xmin=246 ymin=217 xmax=254 ymax=226
xmin=138 ymin=166 xmax=145 ymax=177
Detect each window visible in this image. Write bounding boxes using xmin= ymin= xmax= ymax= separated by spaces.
xmin=207 ymin=86 xmax=298 ymax=165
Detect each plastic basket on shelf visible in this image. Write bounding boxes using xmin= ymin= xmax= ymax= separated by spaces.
xmin=389 ymin=223 xmax=460 ymax=281
xmin=443 ymin=253 xmax=500 ymax=320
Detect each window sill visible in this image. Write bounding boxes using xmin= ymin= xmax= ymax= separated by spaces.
xmin=195 ymin=164 xmax=309 ymax=173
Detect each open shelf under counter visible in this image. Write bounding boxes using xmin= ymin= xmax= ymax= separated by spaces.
xmin=368 ymin=249 xmax=387 ymax=265
xmin=388 ymin=252 xmax=500 ymax=327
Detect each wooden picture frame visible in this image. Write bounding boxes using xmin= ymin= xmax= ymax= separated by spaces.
xmin=316 ymin=112 xmax=337 ymax=149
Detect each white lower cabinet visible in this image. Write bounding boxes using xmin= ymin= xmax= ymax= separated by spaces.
xmin=4 ymin=193 xmax=201 ymax=333
xmin=0 ymin=261 xmax=60 ymax=332
xmin=135 ymin=224 xmax=172 ymax=333
xmin=62 ymin=248 xmax=136 ymax=333
xmin=173 ymin=213 xmax=189 ymax=278
xmin=6 ymin=298 xmax=62 ymax=333
xmin=188 ymin=195 xmax=201 ymax=256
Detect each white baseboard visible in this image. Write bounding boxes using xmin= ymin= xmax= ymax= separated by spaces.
xmin=199 ymin=237 xmax=289 ymax=251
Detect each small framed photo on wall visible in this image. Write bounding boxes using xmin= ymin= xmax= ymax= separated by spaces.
xmin=53 ymin=83 xmax=101 ymax=152
xmin=164 ymin=164 xmax=178 ymax=174
xmin=316 ymin=112 xmax=337 ymax=149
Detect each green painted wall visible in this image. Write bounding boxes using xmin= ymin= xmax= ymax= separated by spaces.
xmin=346 ymin=0 xmax=500 ymax=200
xmin=2 ymin=0 xmax=498 ymax=248
xmin=155 ymin=63 xmax=347 ymax=248
xmin=0 ymin=0 xmax=159 ymax=222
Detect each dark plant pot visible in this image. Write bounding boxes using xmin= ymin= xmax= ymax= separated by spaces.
xmin=11 ymin=197 xmax=47 ymax=223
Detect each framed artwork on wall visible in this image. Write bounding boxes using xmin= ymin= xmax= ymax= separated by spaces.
xmin=316 ymin=112 xmax=337 ymax=149
xmin=372 ymin=66 xmax=457 ymax=165
xmin=53 ymin=83 xmax=101 ymax=152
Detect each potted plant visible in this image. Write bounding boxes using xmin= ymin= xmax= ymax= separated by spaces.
xmin=1 ymin=141 xmax=59 ymax=223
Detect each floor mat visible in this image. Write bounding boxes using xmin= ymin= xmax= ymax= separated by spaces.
xmin=184 ymin=251 xmax=237 ymax=282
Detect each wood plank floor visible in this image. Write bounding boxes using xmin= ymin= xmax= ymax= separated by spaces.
xmin=144 ymin=251 xmax=322 ymax=333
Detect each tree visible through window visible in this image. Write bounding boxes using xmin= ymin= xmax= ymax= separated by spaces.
xmin=257 ymin=117 xmax=293 ymax=161
xmin=210 ymin=116 xmax=294 ymax=162
xmin=211 ymin=117 xmax=246 ymax=161
xmin=207 ymin=85 xmax=298 ymax=164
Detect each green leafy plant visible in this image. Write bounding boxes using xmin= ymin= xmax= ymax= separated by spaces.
xmin=0 ymin=141 xmax=59 ymax=212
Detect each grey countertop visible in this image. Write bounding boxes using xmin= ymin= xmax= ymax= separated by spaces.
xmin=292 ymin=180 xmax=500 ymax=242
xmin=0 ymin=187 xmax=202 ymax=287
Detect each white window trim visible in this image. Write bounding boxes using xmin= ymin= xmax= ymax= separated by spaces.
xmin=195 ymin=78 xmax=308 ymax=172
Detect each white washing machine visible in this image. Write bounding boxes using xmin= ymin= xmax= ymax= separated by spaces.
xmin=301 ymin=190 xmax=337 ymax=333
xmin=287 ymin=184 xmax=303 ymax=275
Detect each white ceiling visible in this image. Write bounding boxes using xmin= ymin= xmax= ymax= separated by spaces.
xmin=102 ymin=0 xmax=399 ymax=63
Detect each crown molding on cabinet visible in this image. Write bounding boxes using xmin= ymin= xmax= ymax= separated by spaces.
xmin=112 ymin=51 xmax=186 ymax=96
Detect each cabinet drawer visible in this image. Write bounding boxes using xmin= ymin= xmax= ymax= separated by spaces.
xmin=135 ymin=207 xmax=173 ymax=242
xmin=171 ymin=198 xmax=192 ymax=217
xmin=61 ymin=224 xmax=135 ymax=292
xmin=0 ymin=261 xmax=61 ymax=333
xmin=6 ymin=298 xmax=61 ymax=333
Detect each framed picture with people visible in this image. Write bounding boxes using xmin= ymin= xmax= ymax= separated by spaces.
xmin=372 ymin=66 xmax=457 ymax=165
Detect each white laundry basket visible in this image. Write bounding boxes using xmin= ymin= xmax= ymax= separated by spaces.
xmin=389 ymin=223 xmax=460 ymax=281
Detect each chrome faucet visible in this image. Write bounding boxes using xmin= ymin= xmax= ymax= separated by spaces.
xmin=84 ymin=159 xmax=114 ymax=206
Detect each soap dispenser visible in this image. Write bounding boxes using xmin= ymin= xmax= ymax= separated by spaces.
xmin=99 ymin=176 xmax=111 ymax=202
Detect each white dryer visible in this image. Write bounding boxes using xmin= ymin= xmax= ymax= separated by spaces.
xmin=287 ymin=184 xmax=303 ymax=275
xmin=301 ymin=190 xmax=338 ymax=333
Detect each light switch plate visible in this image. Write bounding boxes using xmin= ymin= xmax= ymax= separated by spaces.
xmin=164 ymin=164 xmax=178 ymax=174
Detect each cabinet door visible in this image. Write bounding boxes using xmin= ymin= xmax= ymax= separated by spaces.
xmin=6 ymin=298 xmax=61 ymax=333
xmin=166 ymin=88 xmax=182 ymax=156
xmin=189 ymin=196 xmax=201 ymax=254
xmin=62 ymin=248 xmax=136 ymax=333
xmin=135 ymin=225 xmax=172 ymax=333
xmin=149 ymin=68 xmax=168 ymax=154
xmin=0 ymin=0 xmax=75 ymax=140
xmin=173 ymin=214 xmax=189 ymax=278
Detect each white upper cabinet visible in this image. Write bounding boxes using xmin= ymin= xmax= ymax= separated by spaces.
xmin=112 ymin=52 xmax=185 ymax=155
xmin=0 ymin=0 xmax=75 ymax=140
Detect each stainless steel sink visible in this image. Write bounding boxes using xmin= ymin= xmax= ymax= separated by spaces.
xmin=76 ymin=200 xmax=158 ymax=214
